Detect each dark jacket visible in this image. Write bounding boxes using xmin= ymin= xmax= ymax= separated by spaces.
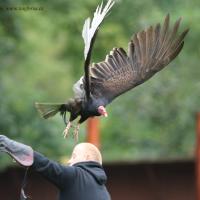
xmin=31 ymin=151 xmax=111 ymax=200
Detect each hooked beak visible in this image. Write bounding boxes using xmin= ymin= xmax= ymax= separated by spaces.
xmin=98 ymin=106 xmax=108 ymax=117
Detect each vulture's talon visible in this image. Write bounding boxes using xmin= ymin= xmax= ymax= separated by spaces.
xmin=63 ymin=122 xmax=72 ymax=138
xmin=74 ymin=124 xmax=80 ymax=142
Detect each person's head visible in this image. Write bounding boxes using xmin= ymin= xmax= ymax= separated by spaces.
xmin=68 ymin=143 xmax=102 ymax=166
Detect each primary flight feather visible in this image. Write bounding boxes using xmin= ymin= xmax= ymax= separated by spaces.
xmin=35 ymin=0 xmax=189 ymax=139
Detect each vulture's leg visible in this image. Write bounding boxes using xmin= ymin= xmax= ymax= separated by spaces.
xmin=63 ymin=122 xmax=72 ymax=138
xmin=74 ymin=123 xmax=80 ymax=142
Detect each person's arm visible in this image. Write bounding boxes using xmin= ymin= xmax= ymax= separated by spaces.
xmin=0 ymin=135 xmax=33 ymax=166
xmin=31 ymin=151 xmax=76 ymax=189
xmin=0 ymin=135 xmax=76 ymax=189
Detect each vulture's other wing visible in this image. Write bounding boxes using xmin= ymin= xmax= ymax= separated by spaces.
xmin=90 ymin=14 xmax=189 ymax=104
xmin=82 ymin=0 xmax=115 ymax=100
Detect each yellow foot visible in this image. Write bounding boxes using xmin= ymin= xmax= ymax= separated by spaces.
xmin=74 ymin=124 xmax=80 ymax=142
xmin=63 ymin=122 xmax=72 ymax=138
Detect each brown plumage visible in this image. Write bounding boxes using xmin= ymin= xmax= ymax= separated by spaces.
xmin=90 ymin=14 xmax=188 ymax=103
xmin=35 ymin=0 xmax=189 ymax=139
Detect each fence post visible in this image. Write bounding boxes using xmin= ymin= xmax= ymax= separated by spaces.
xmin=196 ymin=113 xmax=200 ymax=200
xmin=86 ymin=117 xmax=100 ymax=148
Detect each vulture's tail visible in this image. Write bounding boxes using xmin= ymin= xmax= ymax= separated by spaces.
xmin=35 ymin=102 xmax=64 ymax=119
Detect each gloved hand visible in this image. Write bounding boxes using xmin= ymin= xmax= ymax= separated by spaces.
xmin=0 ymin=135 xmax=33 ymax=166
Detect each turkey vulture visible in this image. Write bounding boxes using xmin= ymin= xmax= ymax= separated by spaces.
xmin=35 ymin=0 xmax=189 ymax=140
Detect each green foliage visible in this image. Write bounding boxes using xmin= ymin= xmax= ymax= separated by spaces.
xmin=0 ymin=0 xmax=199 ymax=169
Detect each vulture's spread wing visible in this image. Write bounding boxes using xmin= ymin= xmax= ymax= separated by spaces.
xmin=82 ymin=0 xmax=115 ymax=100
xmin=90 ymin=15 xmax=189 ymax=103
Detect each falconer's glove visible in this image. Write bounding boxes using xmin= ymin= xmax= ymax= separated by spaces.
xmin=0 ymin=135 xmax=33 ymax=166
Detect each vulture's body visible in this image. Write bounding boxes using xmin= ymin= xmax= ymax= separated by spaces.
xmin=35 ymin=0 xmax=189 ymax=139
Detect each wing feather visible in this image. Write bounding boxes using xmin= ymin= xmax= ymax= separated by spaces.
xmin=82 ymin=0 xmax=115 ymax=59
xmin=82 ymin=0 xmax=115 ymax=100
xmin=89 ymin=15 xmax=189 ymax=104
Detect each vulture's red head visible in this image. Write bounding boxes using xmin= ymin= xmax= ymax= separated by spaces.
xmin=97 ymin=106 xmax=108 ymax=117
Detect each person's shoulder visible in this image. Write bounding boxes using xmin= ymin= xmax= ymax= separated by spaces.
xmin=73 ymin=161 xmax=102 ymax=167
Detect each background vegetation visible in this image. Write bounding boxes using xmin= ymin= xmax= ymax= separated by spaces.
xmin=0 ymin=0 xmax=199 ymax=169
